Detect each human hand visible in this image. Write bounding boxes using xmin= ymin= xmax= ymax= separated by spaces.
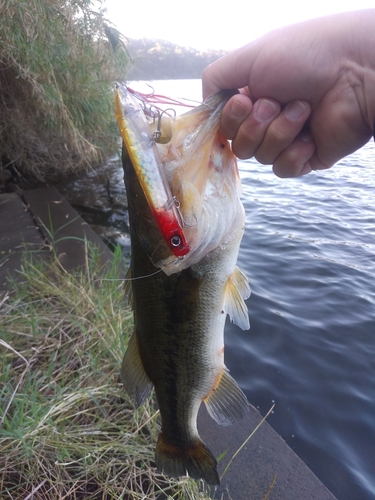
xmin=202 ymin=10 xmax=375 ymax=177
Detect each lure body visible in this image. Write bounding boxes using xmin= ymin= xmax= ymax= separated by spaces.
xmin=115 ymin=84 xmax=190 ymax=258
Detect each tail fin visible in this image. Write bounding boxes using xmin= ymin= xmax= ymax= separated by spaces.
xmin=155 ymin=433 xmax=220 ymax=485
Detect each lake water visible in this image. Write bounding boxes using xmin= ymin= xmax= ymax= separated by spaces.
xmin=58 ymin=79 xmax=375 ymax=500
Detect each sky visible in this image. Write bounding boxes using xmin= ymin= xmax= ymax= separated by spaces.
xmin=104 ymin=0 xmax=374 ymax=52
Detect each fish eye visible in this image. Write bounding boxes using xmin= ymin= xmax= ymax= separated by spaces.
xmin=170 ymin=235 xmax=181 ymax=247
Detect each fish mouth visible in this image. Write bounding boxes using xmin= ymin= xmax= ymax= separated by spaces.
xmin=118 ymin=86 xmax=242 ymax=275
xmin=151 ymin=89 xmax=243 ymax=275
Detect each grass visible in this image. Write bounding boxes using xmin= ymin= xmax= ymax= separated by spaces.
xmin=0 ymin=0 xmax=130 ymax=185
xmin=0 ymin=246 xmax=210 ymax=499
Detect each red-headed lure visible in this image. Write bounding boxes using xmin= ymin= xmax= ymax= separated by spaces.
xmin=115 ymin=84 xmax=190 ymax=258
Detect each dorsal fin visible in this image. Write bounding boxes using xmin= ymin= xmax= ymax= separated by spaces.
xmin=224 ymin=266 xmax=250 ymax=330
xmin=203 ymin=368 xmax=249 ymax=426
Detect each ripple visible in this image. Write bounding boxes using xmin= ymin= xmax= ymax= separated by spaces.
xmin=231 ymin=142 xmax=375 ymax=499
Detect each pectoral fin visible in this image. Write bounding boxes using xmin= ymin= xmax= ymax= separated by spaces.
xmin=232 ymin=265 xmax=251 ymax=299
xmin=204 ymin=369 xmax=249 ymax=426
xmin=224 ymin=266 xmax=250 ymax=330
xmin=120 ymin=332 xmax=152 ymax=407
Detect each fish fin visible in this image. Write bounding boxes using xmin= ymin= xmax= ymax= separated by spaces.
xmin=224 ymin=267 xmax=250 ymax=330
xmin=232 ymin=266 xmax=251 ymax=299
xmin=155 ymin=433 xmax=220 ymax=485
xmin=204 ymin=369 xmax=249 ymax=426
xmin=120 ymin=332 xmax=152 ymax=407
xmin=123 ymin=267 xmax=134 ymax=309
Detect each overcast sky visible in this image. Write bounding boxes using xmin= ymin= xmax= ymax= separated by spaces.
xmin=104 ymin=1 xmax=374 ymax=51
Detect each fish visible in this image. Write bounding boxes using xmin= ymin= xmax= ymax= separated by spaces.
xmin=118 ymin=89 xmax=251 ymax=485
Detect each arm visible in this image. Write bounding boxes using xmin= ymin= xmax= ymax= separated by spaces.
xmin=202 ymin=9 xmax=375 ymax=177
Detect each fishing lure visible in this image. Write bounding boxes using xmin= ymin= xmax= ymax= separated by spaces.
xmin=115 ymin=84 xmax=190 ymax=258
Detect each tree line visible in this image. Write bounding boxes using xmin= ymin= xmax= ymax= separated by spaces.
xmin=126 ymin=39 xmax=227 ymax=80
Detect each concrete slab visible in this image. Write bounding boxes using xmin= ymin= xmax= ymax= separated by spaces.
xmin=198 ymin=404 xmax=336 ymax=499
xmin=1 ymin=188 xmax=119 ymax=290
xmin=0 ymin=192 xmax=48 ymax=290
xmin=22 ymin=187 xmax=114 ymax=273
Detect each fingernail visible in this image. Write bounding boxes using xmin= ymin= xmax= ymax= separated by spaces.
xmin=255 ymin=99 xmax=278 ymax=122
xmin=229 ymin=100 xmax=248 ymax=119
xmin=286 ymin=101 xmax=308 ymax=120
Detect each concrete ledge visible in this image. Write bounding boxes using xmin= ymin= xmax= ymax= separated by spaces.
xmin=22 ymin=187 xmax=114 ymax=273
xmin=199 ymin=404 xmax=336 ymax=499
xmin=0 ymin=191 xmax=49 ymax=290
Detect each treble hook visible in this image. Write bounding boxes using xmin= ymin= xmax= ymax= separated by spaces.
xmin=152 ymin=108 xmax=177 ymax=141
xmin=169 ymin=196 xmax=197 ymax=229
xmin=152 ymin=110 xmax=162 ymax=141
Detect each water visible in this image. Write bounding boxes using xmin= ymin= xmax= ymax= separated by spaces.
xmin=59 ymin=80 xmax=375 ymax=500
xmin=231 ymin=150 xmax=375 ymax=500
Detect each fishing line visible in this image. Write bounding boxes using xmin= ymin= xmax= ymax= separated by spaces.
xmin=126 ymin=268 xmax=163 ymax=281
xmin=95 ymin=268 xmax=163 ymax=283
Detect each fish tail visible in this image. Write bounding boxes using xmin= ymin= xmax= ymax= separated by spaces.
xmin=155 ymin=433 xmax=220 ymax=485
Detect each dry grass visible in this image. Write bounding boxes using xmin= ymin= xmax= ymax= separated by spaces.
xmin=0 ymin=0 xmax=130 ymax=185
xmin=0 ymin=247 xmax=210 ymax=499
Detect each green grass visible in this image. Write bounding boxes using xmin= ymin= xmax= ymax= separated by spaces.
xmin=0 ymin=247 xmax=210 ymax=499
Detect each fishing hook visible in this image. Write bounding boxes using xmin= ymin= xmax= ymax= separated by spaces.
xmin=151 ymin=108 xmax=177 ymax=141
xmin=165 ymin=196 xmax=197 ymax=229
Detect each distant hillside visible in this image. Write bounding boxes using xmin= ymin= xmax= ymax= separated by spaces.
xmin=126 ymin=38 xmax=227 ymax=80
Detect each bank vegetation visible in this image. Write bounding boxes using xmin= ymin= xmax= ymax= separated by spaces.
xmin=0 ymin=246 xmax=211 ymax=499
xmin=0 ymin=0 xmax=129 ymax=187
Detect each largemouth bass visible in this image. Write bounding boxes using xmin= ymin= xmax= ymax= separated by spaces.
xmin=119 ymin=89 xmax=250 ymax=485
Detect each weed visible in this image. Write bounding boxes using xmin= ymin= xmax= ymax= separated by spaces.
xmin=0 ymin=0 xmax=130 ymax=185
xmin=0 ymin=248 xmax=209 ymax=499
